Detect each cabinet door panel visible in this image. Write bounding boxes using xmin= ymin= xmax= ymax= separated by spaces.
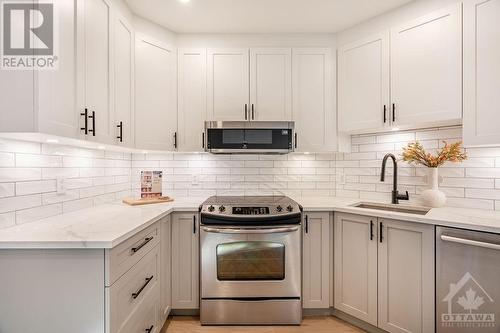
xmin=334 ymin=213 xmax=377 ymax=325
xmin=338 ymin=32 xmax=389 ymax=133
xmin=292 ymin=48 xmax=335 ymax=152
xmin=378 ymin=219 xmax=434 ymax=333
xmin=37 ymin=0 xmax=78 ymax=138
xmin=113 ymin=15 xmax=134 ymax=147
xmin=207 ymin=49 xmax=249 ymax=121
xmin=84 ymin=0 xmax=113 ymax=143
xmin=160 ymin=216 xmax=171 ymax=324
xmin=250 ymin=48 xmax=291 ymax=121
xmin=463 ymin=0 xmax=500 ymax=146
xmin=135 ymin=37 xmax=176 ymax=150
xmin=303 ymin=212 xmax=330 ymax=309
xmin=178 ymin=49 xmax=207 ymax=151
xmin=171 ymin=213 xmax=199 ymax=309
xmin=390 ymin=3 xmax=462 ymax=127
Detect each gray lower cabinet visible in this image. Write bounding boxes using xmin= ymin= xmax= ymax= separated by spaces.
xmin=334 ymin=212 xmax=435 ymax=333
xmin=171 ymin=212 xmax=199 ymax=309
xmin=302 ymin=212 xmax=331 ymax=309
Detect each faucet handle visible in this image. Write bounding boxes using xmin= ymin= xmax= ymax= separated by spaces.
xmin=398 ymin=191 xmax=410 ymax=201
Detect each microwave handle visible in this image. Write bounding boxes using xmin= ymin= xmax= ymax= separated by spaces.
xmin=202 ymin=226 xmax=299 ymax=234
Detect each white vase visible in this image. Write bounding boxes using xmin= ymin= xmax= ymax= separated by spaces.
xmin=421 ymin=167 xmax=446 ymax=208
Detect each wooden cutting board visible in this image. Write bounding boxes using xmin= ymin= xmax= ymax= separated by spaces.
xmin=122 ymin=197 xmax=174 ymax=206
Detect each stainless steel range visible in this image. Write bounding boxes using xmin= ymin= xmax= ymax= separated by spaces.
xmin=199 ymin=196 xmax=303 ymax=325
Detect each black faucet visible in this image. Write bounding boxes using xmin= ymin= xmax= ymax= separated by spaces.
xmin=380 ymin=153 xmax=409 ymax=204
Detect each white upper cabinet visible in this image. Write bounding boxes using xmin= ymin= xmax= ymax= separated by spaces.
xmin=135 ymin=36 xmax=177 ymax=151
xmin=463 ymin=0 xmax=500 ymax=147
xmin=207 ymin=48 xmax=250 ymax=121
xmin=0 ymin=0 xmax=79 ymax=138
xmin=338 ymin=32 xmax=390 ymax=133
xmin=250 ymin=48 xmax=292 ymax=121
xmin=390 ymin=3 xmax=462 ymax=128
xmin=292 ymin=48 xmax=335 ymax=152
xmin=178 ymin=49 xmax=207 ymax=151
xmin=78 ymin=0 xmax=115 ymax=144
xmin=112 ymin=14 xmax=134 ymax=147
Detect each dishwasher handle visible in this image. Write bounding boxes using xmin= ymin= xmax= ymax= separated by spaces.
xmin=441 ymin=235 xmax=500 ymax=251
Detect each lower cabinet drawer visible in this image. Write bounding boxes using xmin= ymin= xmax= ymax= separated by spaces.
xmin=107 ymin=245 xmax=160 ymax=333
xmin=118 ymin=286 xmax=160 ymax=333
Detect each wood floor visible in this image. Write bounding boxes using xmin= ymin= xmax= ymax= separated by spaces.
xmin=162 ymin=316 xmax=366 ymax=333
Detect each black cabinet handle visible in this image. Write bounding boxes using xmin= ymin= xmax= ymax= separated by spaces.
xmin=80 ymin=109 xmax=88 ymax=135
xmin=131 ymin=237 xmax=153 ymax=254
xmin=379 ymin=222 xmax=384 ymax=243
xmin=145 ymin=325 xmax=154 ymax=333
xmin=294 ymin=133 xmax=298 ymax=149
xmin=251 ymin=104 xmax=255 ymax=120
xmin=305 ymin=215 xmax=309 ymax=234
xmin=383 ymin=105 xmax=387 ymax=123
xmin=392 ymin=103 xmax=396 ymax=122
xmin=370 ymin=220 xmax=374 ymax=241
xmin=88 ymin=111 xmax=96 ymax=136
xmin=193 ymin=215 xmax=197 ymax=234
xmin=202 ymin=132 xmax=205 ymax=149
xmin=131 ymin=275 xmax=154 ymax=299
xmin=244 ymin=104 xmax=248 ymax=120
xmin=116 ymin=121 xmax=123 ymax=142
xmin=173 ymin=132 xmax=177 ymax=149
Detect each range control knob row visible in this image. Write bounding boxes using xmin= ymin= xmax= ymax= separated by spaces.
xmin=208 ymin=205 xmax=215 ymax=212
xmin=276 ymin=205 xmax=283 ymax=212
xmin=219 ymin=205 xmax=226 ymax=212
xmin=286 ymin=205 xmax=294 ymax=212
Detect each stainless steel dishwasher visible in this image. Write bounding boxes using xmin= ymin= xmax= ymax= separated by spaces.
xmin=437 ymin=226 xmax=500 ymax=333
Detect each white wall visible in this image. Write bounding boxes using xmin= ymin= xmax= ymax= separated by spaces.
xmin=336 ymin=0 xmax=462 ymax=46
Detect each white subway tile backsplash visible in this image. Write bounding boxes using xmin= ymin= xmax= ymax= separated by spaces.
xmin=16 ymin=180 xmax=56 ymax=195
xmin=0 ymin=168 xmax=41 ymax=182
xmin=0 ymin=212 xmax=15 ymax=228
xmin=0 ymin=194 xmax=42 ymax=213
xmin=0 ymin=183 xmax=15 ymax=198
xmin=0 ymin=139 xmax=40 ymax=154
xmin=0 ymin=152 xmax=15 ymax=167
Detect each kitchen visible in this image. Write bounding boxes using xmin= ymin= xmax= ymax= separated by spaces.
xmin=0 ymin=0 xmax=499 ymax=332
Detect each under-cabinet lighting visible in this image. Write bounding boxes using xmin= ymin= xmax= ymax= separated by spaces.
xmin=46 ymin=139 xmax=59 ymax=143
xmin=391 ymin=127 xmax=400 ymax=132
xmin=178 ymin=0 xmax=190 ymax=3
xmin=97 ymin=146 xmax=106 ymax=150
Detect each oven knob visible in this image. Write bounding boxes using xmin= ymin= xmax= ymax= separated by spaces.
xmin=208 ymin=205 xmax=215 ymax=212
xmin=219 ymin=205 xmax=226 ymax=212
xmin=286 ymin=205 xmax=294 ymax=212
xmin=276 ymin=205 xmax=283 ymax=212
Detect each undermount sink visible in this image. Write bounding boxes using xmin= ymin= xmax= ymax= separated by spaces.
xmin=351 ymin=202 xmax=431 ymax=215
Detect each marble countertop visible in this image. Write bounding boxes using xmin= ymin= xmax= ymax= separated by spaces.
xmin=1 ymin=196 xmax=500 ymax=249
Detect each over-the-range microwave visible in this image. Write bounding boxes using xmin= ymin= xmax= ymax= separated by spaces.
xmin=204 ymin=121 xmax=295 ymax=154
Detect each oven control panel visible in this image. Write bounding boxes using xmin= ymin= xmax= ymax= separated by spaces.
xmin=200 ymin=196 xmax=302 ymax=218
xmin=232 ymin=207 xmax=270 ymax=215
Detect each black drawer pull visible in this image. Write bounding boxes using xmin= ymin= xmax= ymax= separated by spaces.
xmin=305 ymin=215 xmax=309 ymax=234
xmin=193 ymin=215 xmax=197 ymax=234
xmin=132 ymin=276 xmax=154 ymax=299
xmin=145 ymin=325 xmax=154 ymax=333
xmin=383 ymin=105 xmax=387 ymax=123
xmin=380 ymin=222 xmax=384 ymax=243
xmin=202 ymin=132 xmax=205 ymax=148
xmin=173 ymin=132 xmax=178 ymax=149
xmin=392 ymin=103 xmax=396 ymax=122
xmin=131 ymin=237 xmax=153 ymax=254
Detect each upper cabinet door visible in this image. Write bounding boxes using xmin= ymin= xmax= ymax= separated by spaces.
xmin=463 ymin=0 xmax=500 ymax=147
xmin=292 ymin=48 xmax=335 ymax=152
xmin=80 ymin=0 xmax=114 ymax=143
xmin=178 ymin=49 xmax=207 ymax=151
xmin=207 ymin=49 xmax=249 ymax=121
xmin=37 ymin=0 xmax=79 ymax=138
xmin=390 ymin=3 xmax=462 ymax=128
xmin=338 ymin=32 xmax=390 ymax=133
xmin=135 ymin=36 xmax=176 ymax=151
xmin=113 ymin=15 xmax=134 ymax=147
xmin=250 ymin=48 xmax=292 ymax=121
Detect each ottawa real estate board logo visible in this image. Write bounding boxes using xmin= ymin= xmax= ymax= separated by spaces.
xmin=441 ymin=272 xmax=495 ymax=329
xmin=1 ymin=1 xmax=58 ymax=70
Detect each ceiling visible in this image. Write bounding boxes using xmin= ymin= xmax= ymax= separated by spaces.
xmin=125 ymin=0 xmax=413 ymax=34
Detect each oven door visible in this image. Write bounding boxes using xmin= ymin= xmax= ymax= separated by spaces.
xmin=200 ymin=225 xmax=301 ymax=299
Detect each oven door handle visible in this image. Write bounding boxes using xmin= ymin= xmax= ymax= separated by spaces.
xmin=201 ymin=226 xmax=299 ymax=234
